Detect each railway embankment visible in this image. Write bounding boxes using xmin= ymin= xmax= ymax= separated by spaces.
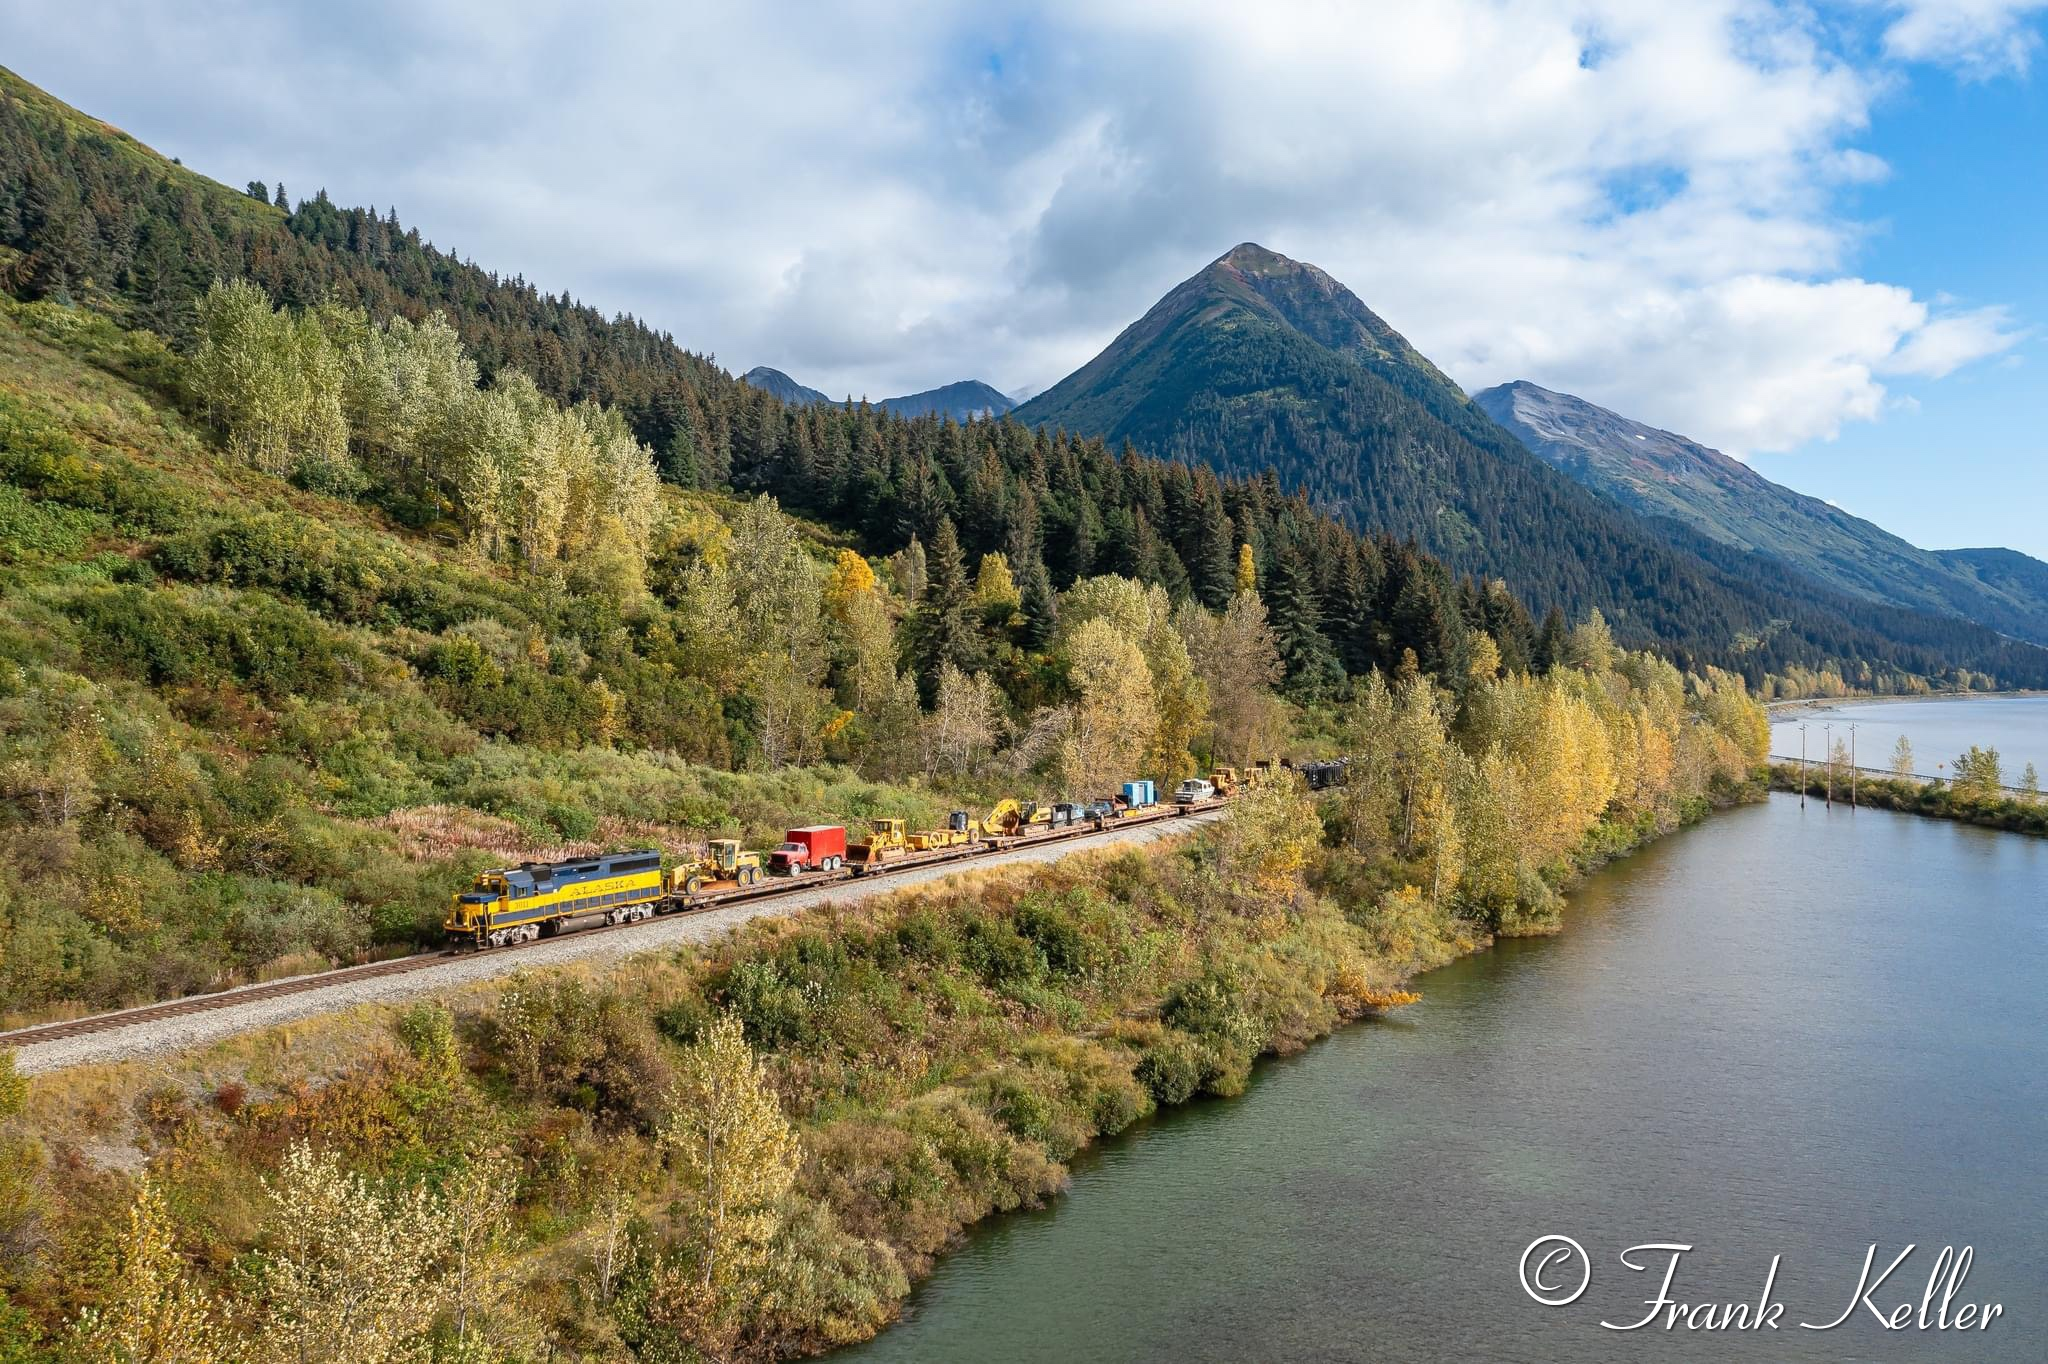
xmin=5 ymin=809 xmax=1222 ymax=1074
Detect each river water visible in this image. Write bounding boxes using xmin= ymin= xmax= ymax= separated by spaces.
xmin=848 ymin=702 xmax=2048 ymax=1361
xmin=1770 ymin=695 xmax=2048 ymax=782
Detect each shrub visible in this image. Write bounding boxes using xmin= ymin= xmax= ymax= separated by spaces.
xmin=0 ymin=484 xmax=98 ymax=563
xmin=719 ymin=958 xmax=818 ymax=1049
xmin=893 ymin=909 xmax=958 ymax=965
xmin=486 ymin=975 xmax=668 ymax=1125
xmin=394 ymin=1002 xmax=458 ymax=1070
xmin=69 ymin=584 xmax=348 ymax=701
xmin=1159 ymin=968 xmax=1261 ymax=1054
xmin=1013 ymin=896 xmax=1091 ymax=978
xmin=1134 ymin=1031 xmax=1206 ymax=1106
xmin=654 ymin=993 xmax=712 ymax=1047
xmin=957 ymin=915 xmax=1042 ymax=989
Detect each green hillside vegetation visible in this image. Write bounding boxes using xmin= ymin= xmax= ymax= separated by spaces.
xmin=0 ymin=300 xmax=970 ymax=1016
xmin=1474 ymin=380 xmax=2048 ymax=646
xmin=1014 ymin=244 xmax=2048 ymax=690
xmin=1934 ymin=546 xmax=2048 ymax=617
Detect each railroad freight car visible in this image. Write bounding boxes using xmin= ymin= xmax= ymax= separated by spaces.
xmin=445 ymin=849 xmax=666 ymax=947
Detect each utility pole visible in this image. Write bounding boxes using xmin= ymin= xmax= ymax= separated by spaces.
xmin=1798 ymin=722 xmax=1808 ymax=809
xmin=1824 ymin=723 xmax=1833 ymax=808
xmin=1849 ymin=724 xmax=1857 ymax=808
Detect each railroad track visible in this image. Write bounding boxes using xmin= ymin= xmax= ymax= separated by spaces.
xmin=0 ymin=802 xmax=1219 ymax=1050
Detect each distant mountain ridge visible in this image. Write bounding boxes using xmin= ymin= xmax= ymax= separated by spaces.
xmin=1010 ymin=241 xmax=2048 ymax=682
xmin=741 ymin=369 xmax=1013 ymax=421
xmin=1473 ymin=380 xmax=2048 ymax=647
xmin=879 ymin=380 xmax=1015 ymax=421
xmin=741 ymin=366 xmax=831 ymax=407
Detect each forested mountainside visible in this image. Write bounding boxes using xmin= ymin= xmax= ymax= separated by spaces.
xmin=1475 ymin=380 xmax=2048 ymax=646
xmin=1935 ymin=546 xmax=2048 ymax=617
xmin=1012 ymin=243 xmax=2048 ymax=687
xmin=2 ymin=66 xmax=2044 ymax=693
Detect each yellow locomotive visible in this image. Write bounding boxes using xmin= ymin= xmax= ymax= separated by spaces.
xmin=446 ymin=849 xmax=666 ymax=948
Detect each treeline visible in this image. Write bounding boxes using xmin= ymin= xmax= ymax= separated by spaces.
xmin=189 ymin=279 xmax=663 ymax=573
xmin=1322 ymin=615 xmax=1766 ymax=932
xmin=167 ymin=280 xmax=1511 ymax=784
xmin=5 ymin=68 xmax=2046 ymax=690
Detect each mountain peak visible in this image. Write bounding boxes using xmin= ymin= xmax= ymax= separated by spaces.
xmin=741 ymin=366 xmax=832 ymax=406
xmin=881 ymin=380 xmax=1015 ymax=421
xmin=1473 ymin=382 xmax=1763 ymax=492
xmin=1016 ymin=242 xmax=1462 ymax=441
xmin=1211 ymin=241 xmax=1301 ymax=273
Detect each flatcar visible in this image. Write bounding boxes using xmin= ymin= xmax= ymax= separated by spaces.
xmin=446 ymin=849 xmax=666 ymax=948
xmin=440 ymin=761 xmax=1304 ymax=949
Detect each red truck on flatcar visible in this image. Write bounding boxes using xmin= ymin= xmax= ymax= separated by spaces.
xmin=768 ymin=824 xmax=846 ymax=874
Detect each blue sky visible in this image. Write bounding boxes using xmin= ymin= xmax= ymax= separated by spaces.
xmin=1751 ymin=62 xmax=2047 ymax=555
xmin=1 ymin=0 xmax=2044 ymax=556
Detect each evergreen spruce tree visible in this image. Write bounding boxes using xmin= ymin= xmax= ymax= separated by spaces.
xmin=1266 ymin=541 xmax=1342 ymax=698
xmin=1532 ymin=606 xmax=1568 ymax=674
xmin=273 ymin=182 xmax=289 ymax=211
xmin=1390 ymin=571 xmax=1457 ymax=679
xmin=905 ymin=517 xmax=979 ymax=704
xmin=1018 ymin=554 xmax=1058 ymax=651
xmin=1191 ymin=492 xmax=1235 ymax=608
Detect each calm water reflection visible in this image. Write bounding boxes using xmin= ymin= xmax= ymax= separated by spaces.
xmin=846 ymin=788 xmax=2046 ymax=1362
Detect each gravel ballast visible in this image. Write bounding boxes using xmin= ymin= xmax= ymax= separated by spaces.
xmin=15 ymin=812 xmax=1222 ymax=1074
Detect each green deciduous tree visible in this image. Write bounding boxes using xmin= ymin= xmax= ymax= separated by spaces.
xmin=650 ymin=1014 xmax=802 ymax=1359
xmin=1058 ymin=617 xmax=1155 ymax=793
xmin=65 ymin=1179 xmax=230 ymax=1364
xmin=250 ymin=1142 xmax=443 ymax=1364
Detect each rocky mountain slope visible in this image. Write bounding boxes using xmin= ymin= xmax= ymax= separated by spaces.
xmin=1474 ymin=380 xmax=2048 ymax=646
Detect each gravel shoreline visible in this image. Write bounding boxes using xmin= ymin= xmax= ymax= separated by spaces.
xmin=14 ymin=812 xmax=1222 ymax=1075
xmin=1765 ymin=690 xmax=2047 ymax=715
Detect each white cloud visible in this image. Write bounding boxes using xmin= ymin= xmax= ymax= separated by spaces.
xmin=1882 ymin=304 xmax=2026 ymax=376
xmin=0 ymin=0 xmax=2034 ymax=453
xmin=1877 ymin=0 xmax=2048 ymax=75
